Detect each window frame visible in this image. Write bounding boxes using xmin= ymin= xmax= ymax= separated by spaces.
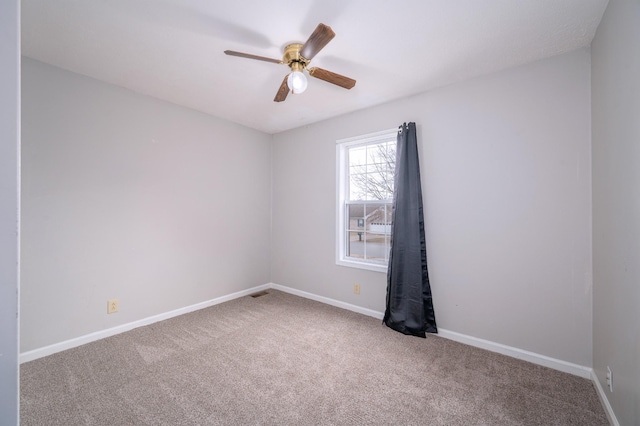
xmin=336 ymin=128 xmax=397 ymax=273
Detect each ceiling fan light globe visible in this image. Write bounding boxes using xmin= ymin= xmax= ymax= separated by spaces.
xmin=287 ymin=71 xmax=308 ymax=94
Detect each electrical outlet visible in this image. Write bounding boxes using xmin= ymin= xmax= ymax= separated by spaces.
xmin=606 ymin=366 xmax=613 ymax=392
xmin=107 ymin=299 xmax=119 ymax=314
xmin=354 ymin=283 xmax=360 ymax=295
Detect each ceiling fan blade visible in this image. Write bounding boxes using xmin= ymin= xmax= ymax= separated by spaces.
xmin=300 ymin=23 xmax=335 ymax=61
xmin=274 ymin=75 xmax=290 ymax=102
xmin=308 ymin=67 xmax=356 ymax=89
xmin=224 ymin=50 xmax=283 ymax=64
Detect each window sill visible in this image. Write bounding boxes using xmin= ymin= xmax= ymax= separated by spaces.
xmin=336 ymin=258 xmax=388 ymax=273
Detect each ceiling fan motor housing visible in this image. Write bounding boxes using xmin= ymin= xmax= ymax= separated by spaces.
xmin=283 ymin=43 xmax=309 ymax=71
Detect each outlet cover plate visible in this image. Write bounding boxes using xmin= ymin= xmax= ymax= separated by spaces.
xmin=107 ymin=299 xmax=119 ymax=314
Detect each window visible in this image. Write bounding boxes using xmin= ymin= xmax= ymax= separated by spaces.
xmin=336 ymin=129 xmax=397 ymax=272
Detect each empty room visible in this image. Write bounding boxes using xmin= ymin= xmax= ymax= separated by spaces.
xmin=1 ymin=0 xmax=639 ymax=424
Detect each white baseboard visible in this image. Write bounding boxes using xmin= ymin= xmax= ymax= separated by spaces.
xmin=19 ymin=283 xmax=271 ymax=364
xmin=21 ymin=281 xmax=615 ymax=421
xmin=436 ymin=329 xmax=592 ymax=379
xmin=591 ymin=369 xmax=620 ymax=426
xmin=269 ymin=283 xmax=384 ymax=320
xmin=270 ymin=283 xmax=593 ymax=380
xmin=20 ymin=282 xmax=592 ymax=380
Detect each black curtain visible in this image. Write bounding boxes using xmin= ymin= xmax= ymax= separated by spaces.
xmin=383 ymin=122 xmax=437 ymax=338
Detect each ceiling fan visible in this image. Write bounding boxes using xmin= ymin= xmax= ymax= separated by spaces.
xmin=224 ymin=23 xmax=356 ymax=102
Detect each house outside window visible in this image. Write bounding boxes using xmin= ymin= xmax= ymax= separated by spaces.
xmin=336 ymin=129 xmax=397 ymax=272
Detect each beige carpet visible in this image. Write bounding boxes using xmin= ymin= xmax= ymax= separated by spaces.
xmin=21 ymin=290 xmax=608 ymax=425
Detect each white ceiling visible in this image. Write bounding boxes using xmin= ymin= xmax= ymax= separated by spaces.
xmin=21 ymin=0 xmax=608 ymax=134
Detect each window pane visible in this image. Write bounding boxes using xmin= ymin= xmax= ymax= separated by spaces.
xmin=348 ymin=146 xmax=366 ymax=166
xmin=363 ymin=232 xmax=387 ymax=262
xmin=347 ymin=231 xmax=365 ymax=259
xmin=366 ymin=171 xmax=390 ymax=201
xmin=347 ymin=204 xmax=365 ymax=231
xmin=385 ymin=203 xmax=393 ymax=227
xmin=347 ymin=141 xmax=396 ymax=202
xmin=383 ymin=172 xmax=394 ymax=199
xmin=349 ymin=173 xmax=367 ymax=200
xmin=365 ymin=203 xmax=388 ymax=232
xmin=384 ymin=234 xmax=391 ymax=256
xmin=371 ymin=142 xmax=395 ymax=166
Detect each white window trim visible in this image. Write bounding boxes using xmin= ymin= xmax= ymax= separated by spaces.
xmin=336 ymin=128 xmax=397 ymax=273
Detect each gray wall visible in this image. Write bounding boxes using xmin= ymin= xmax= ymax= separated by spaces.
xmin=0 ymin=0 xmax=20 ymax=423
xmin=591 ymin=0 xmax=640 ymax=424
xmin=21 ymin=59 xmax=272 ymax=352
xmin=272 ymin=49 xmax=593 ymax=366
